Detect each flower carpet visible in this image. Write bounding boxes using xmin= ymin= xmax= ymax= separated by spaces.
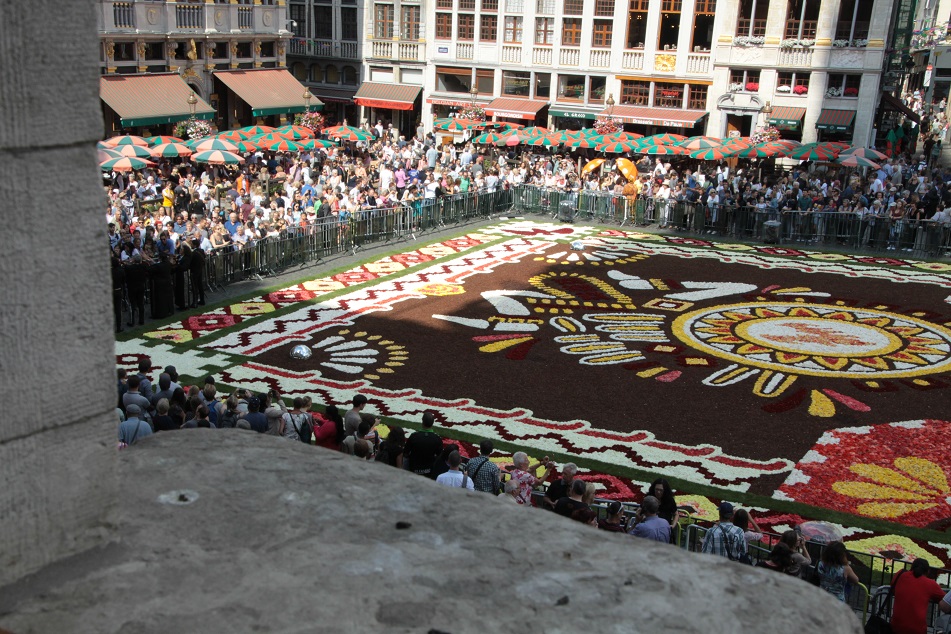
xmin=118 ymin=221 xmax=951 ymax=563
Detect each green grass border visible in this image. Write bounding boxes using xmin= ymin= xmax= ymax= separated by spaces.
xmin=119 ymin=218 xmax=951 ymax=544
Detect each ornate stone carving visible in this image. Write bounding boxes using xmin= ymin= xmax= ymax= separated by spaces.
xmin=262 ymin=11 xmax=273 ymax=27
xmin=654 ymin=53 xmax=676 ymax=72
xmin=105 ymin=40 xmax=115 ymax=61
xmin=829 ymin=49 xmax=864 ymax=69
xmin=254 ymin=41 xmax=262 ymax=57
xmin=731 ymin=47 xmax=762 ymax=65
xmin=277 ymin=41 xmax=285 ymax=56
xmin=147 ymin=7 xmax=158 ymax=25
xmin=215 ymin=10 xmax=224 ymax=25
xmin=136 ymin=41 xmax=146 ymax=59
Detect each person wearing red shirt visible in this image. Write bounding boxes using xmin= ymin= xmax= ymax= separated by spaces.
xmin=891 ymin=558 xmax=945 ymax=634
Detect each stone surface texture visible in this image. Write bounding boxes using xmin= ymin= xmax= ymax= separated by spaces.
xmin=0 ymin=0 xmax=118 ymax=587
xmin=1 ymin=432 xmax=862 ymax=633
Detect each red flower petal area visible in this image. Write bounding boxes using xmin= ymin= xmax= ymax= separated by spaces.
xmin=265 ymin=290 xmax=317 ymax=304
xmin=779 ymin=420 xmax=951 ymax=528
xmin=185 ymin=313 xmax=237 ymax=331
xmin=332 ymin=270 xmax=378 ymax=284
xmin=390 ymin=252 xmax=435 ymax=267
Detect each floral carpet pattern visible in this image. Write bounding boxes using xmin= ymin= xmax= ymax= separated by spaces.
xmin=117 ymin=221 xmax=951 ymax=562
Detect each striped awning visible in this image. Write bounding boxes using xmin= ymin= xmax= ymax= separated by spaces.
xmin=880 ymin=93 xmax=920 ymax=123
xmin=815 ymin=109 xmax=856 ymax=132
xmin=602 ymin=105 xmax=707 ymax=128
xmin=767 ymin=106 xmax=807 ymax=131
xmin=353 ymin=82 xmax=421 ymax=110
xmin=214 ymin=69 xmax=322 ymax=116
xmin=485 ymin=97 xmax=548 ymax=120
xmin=100 ymin=74 xmax=216 ymax=128
xmin=309 ymin=86 xmax=356 ymax=104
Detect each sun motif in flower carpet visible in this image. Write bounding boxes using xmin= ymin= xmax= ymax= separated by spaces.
xmin=778 ymin=420 xmax=951 ymax=529
xmin=288 ymin=329 xmax=408 ymax=381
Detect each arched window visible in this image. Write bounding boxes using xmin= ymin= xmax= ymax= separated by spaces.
xmin=310 ymin=64 xmax=324 ymax=83
xmin=342 ymin=66 xmax=358 ymax=85
xmin=325 ymin=64 xmax=339 ymax=84
xmin=292 ymin=62 xmax=306 ymax=81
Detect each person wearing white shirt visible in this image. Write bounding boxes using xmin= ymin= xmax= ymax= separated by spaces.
xmin=436 ymin=451 xmax=475 ymax=490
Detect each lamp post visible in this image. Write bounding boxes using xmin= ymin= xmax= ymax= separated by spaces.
xmin=761 ymin=100 xmax=772 ymax=128
xmin=187 ymin=91 xmax=197 ymax=118
xmin=606 ymin=93 xmax=615 ymax=113
xmin=303 ymin=87 xmax=312 ymax=113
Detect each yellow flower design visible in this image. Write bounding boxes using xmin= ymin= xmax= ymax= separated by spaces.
xmin=832 ymin=457 xmax=951 ymax=519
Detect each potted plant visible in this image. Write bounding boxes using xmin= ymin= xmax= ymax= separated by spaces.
xmin=594 ymin=115 xmax=622 ymax=135
xmin=459 ymin=104 xmax=487 ymax=121
xmin=776 ymin=85 xmax=792 ymax=93
xmin=295 ymin=110 xmax=326 ymax=134
xmin=844 ymin=87 xmax=859 ymax=97
xmin=745 ymin=81 xmax=760 ymax=91
xmin=793 ymin=84 xmax=808 ymax=95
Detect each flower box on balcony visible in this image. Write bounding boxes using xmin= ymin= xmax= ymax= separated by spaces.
xmin=793 ymin=85 xmax=808 ymax=95
xmin=745 ymin=82 xmax=759 ymax=91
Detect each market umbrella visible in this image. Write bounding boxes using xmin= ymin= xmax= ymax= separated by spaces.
xmin=735 ymin=144 xmax=783 ymax=159
xmin=100 ymin=156 xmax=155 ymax=172
xmin=113 ymin=143 xmax=155 ymax=159
xmin=499 ymin=133 xmax=522 ymax=147
xmin=150 ymin=142 xmax=193 ymax=159
xmin=239 ymin=125 xmax=274 ymax=137
xmin=488 ymin=121 xmax=524 ymax=131
xmin=249 ymin=132 xmax=287 ymax=148
xmin=217 ymin=129 xmax=251 ymax=141
xmin=97 ymin=148 xmax=124 ymax=163
xmin=642 ymin=133 xmax=687 ymax=146
xmin=182 ymin=136 xmax=213 ymax=150
xmin=275 ymin=124 xmax=316 ymax=140
xmin=816 ymin=142 xmax=845 ymax=157
xmin=266 ymin=139 xmax=303 ymax=152
xmin=836 ymin=154 xmax=880 ymax=169
xmin=644 ymin=144 xmax=690 ymax=156
xmin=146 ymin=135 xmax=184 ymax=146
xmin=679 ymin=136 xmax=722 ymax=150
xmin=519 ymin=126 xmax=550 ymax=138
xmin=600 ymin=131 xmax=644 ymax=143
xmin=231 ymin=139 xmax=261 ymax=153
xmin=772 ymin=139 xmax=802 ymax=150
xmin=524 ymin=134 xmax=563 ymax=147
xmin=839 ymin=146 xmax=888 ymax=161
xmin=433 ymin=118 xmax=485 ymax=131
xmin=193 ymin=138 xmax=239 ymax=153
xmin=689 ymin=147 xmax=732 ymax=161
xmin=192 ymin=150 xmax=245 ymax=165
xmin=324 ymin=125 xmax=374 ymax=142
xmin=102 ymin=135 xmax=149 ymax=148
xmin=566 ymin=136 xmax=600 ymax=149
xmin=473 ymin=131 xmax=505 ymax=145
xmin=596 ymin=140 xmax=638 ymax=153
xmin=297 ymin=138 xmax=338 ymax=150
xmin=615 ymin=158 xmax=638 ymax=182
xmin=786 ymin=143 xmax=836 ymax=161
xmin=721 ymin=137 xmax=752 ymax=150
xmin=580 ymin=158 xmax=606 ymax=176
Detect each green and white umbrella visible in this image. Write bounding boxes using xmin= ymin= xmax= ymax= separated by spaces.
xmin=100 ymin=156 xmax=155 ymax=172
xmin=192 ymin=150 xmax=245 ymax=165
xmin=149 ymin=142 xmax=193 ymax=158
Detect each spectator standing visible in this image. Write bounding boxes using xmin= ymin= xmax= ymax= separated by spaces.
xmin=700 ymin=503 xmax=748 ymax=562
xmin=344 ymin=394 xmax=368 ymax=436
xmin=817 ymin=541 xmax=859 ymax=602
xmin=553 ymin=479 xmax=590 ymax=518
xmin=404 ymin=411 xmax=442 ymax=475
xmin=891 ymin=559 xmax=945 ymax=634
xmin=509 ymin=452 xmax=553 ymax=506
xmin=597 ymin=501 xmax=627 ymax=533
xmin=464 ymin=440 xmax=501 ymax=494
xmin=118 ymin=404 xmax=153 ymax=446
xmin=629 ymin=496 xmax=672 ymax=543
xmin=543 ymin=463 xmax=578 ymax=510
xmin=436 ymin=451 xmax=475 ymax=490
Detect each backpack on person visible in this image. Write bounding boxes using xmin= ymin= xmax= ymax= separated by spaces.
xmin=291 ymin=412 xmax=313 ymax=444
xmin=218 ymin=408 xmax=239 ymax=429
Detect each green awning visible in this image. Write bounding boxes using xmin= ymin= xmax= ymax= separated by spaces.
xmin=815 ymin=109 xmax=856 ymax=132
xmin=214 ymin=69 xmax=322 ymax=117
xmin=549 ymin=107 xmax=598 ymax=120
xmin=100 ymin=74 xmax=217 ymax=128
xmin=124 ymin=111 xmax=214 ymax=127
xmin=767 ymin=106 xmax=806 ymax=131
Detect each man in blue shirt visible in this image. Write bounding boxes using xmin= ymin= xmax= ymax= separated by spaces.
xmin=629 ymin=496 xmax=671 ymax=543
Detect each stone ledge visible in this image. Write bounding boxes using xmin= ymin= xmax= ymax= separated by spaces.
xmin=0 ymin=431 xmax=862 ymax=633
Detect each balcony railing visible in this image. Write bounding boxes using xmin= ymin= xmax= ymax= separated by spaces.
xmin=778 ymin=46 xmax=813 ymax=67
xmin=685 ymin=52 xmax=710 ymax=74
xmin=457 ymin=42 xmax=474 ymax=59
xmin=532 ymin=46 xmax=551 ymax=65
xmin=175 ymin=3 xmax=205 ymax=29
xmin=621 ymin=50 xmax=644 ymax=70
xmin=371 ymin=40 xmax=393 ymax=59
xmin=398 ymin=42 xmax=422 ymax=60
xmin=113 ymin=1 xmax=135 ymax=28
xmin=501 ymin=44 xmax=522 ymax=63
xmin=559 ymin=47 xmax=580 ymax=66
xmin=340 ymin=41 xmax=358 ymax=58
xmin=237 ymin=6 xmax=253 ymax=30
xmin=589 ymin=49 xmax=611 ymax=68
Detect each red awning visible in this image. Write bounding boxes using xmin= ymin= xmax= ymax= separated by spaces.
xmin=485 ymin=97 xmax=548 ymax=120
xmin=603 ymin=105 xmax=708 ymax=128
xmin=353 ymin=82 xmax=421 ymax=111
xmin=426 ymin=96 xmax=477 ymax=107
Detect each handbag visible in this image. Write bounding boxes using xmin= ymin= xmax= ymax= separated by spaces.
xmin=864 ymin=570 xmax=905 ymax=634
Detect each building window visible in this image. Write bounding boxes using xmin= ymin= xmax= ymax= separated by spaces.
xmin=402 ymin=6 xmax=420 ymax=39
xmin=563 ymin=0 xmax=583 ymax=15
xmin=562 ymin=18 xmax=582 ymax=46
xmin=436 ymin=0 xmax=453 ymax=7
xmin=828 ymin=73 xmax=861 ymax=96
xmin=309 ymin=63 xmax=323 ymax=82
xmin=374 ymin=4 xmax=394 ymax=38
xmin=289 ymin=4 xmax=306 ymax=36
xmin=590 ymin=76 xmax=606 ymax=103
xmin=458 ymin=14 xmax=475 ymax=39
xmin=480 ymin=15 xmax=498 ymax=41
xmin=504 ymin=16 xmax=523 ymax=42
xmin=342 ymin=65 xmax=358 ymax=84
xmin=653 ymin=82 xmax=683 ymax=107
xmin=736 ymin=0 xmax=767 ymax=36
xmin=459 ymin=0 xmax=476 ymax=8
xmin=535 ymin=17 xmax=554 ymax=44
xmin=592 ymin=19 xmax=612 ymax=47
xmin=785 ymin=0 xmax=818 ymax=39
xmin=620 ymin=80 xmax=650 ymax=105
xmin=835 ymin=0 xmax=872 ymax=40
xmin=114 ymin=42 xmax=134 ymax=62
xmin=436 ymin=66 xmax=472 ymax=92
xmin=658 ymin=7 xmax=680 ymax=50
xmin=483 ymin=0 xmax=499 ymax=9
xmin=503 ymin=70 xmax=531 ymax=96
xmin=688 ymin=84 xmax=708 ymax=109
xmin=341 ymin=8 xmax=357 ymax=39
xmin=692 ymin=0 xmax=715 ymax=51
xmin=557 ymin=74 xmax=586 ymax=100
xmin=594 ymin=0 xmax=614 ymax=16
xmin=260 ymin=41 xmax=275 ymax=57
xmin=325 ymin=64 xmax=339 ymax=83
xmin=777 ymin=71 xmax=810 ymax=92
xmin=314 ymin=5 xmax=333 ymax=39
xmin=505 ymin=0 xmax=523 ymax=11
xmin=435 ymin=13 xmax=453 ymax=38
xmin=729 ymin=69 xmax=760 ymax=91
xmin=535 ymin=72 xmax=551 ymax=98
xmin=476 ymin=68 xmax=495 ymax=94
xmin=627 ymin=0 xmax=648 ymax=48
xmin=536 ymin=0 xmax=555 ymax=13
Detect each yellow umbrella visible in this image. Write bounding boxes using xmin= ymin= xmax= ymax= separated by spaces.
xmin=615 ymin=158 xmax=638 ymax=182
xmin=581 ymin=158 xmax=606 ymax=176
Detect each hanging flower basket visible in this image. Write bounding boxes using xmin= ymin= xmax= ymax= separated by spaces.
xmin=594 ymin=115 xmax=623 ymax=135
xmin=844 ymin=87 xmax=859 ymax=97
xmin=295 ymin=110 xmax=326 ymax=134
xmin=750 ymin=125 xmax=780 ymax=144
xmin=174 ymin=117 xmax=213 ymax=140
xmin=745 ymin=82 xmax=760 ymax=92
xmin=793 ymin=84 xmax=809 ymax=95
xmin=458 ymin=104 xmax=486 ymax=122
